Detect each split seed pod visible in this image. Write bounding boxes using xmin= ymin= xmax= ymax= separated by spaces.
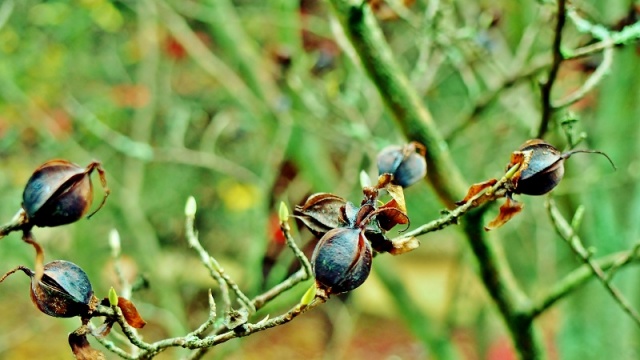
xmin=0 ymin=260 xmax=94 ymax=318
xmin=377 ymin=142 xmax=427 ymax=188
xmin=511 ymin=139 xmax=615 ymax=196
xmin=22 ymin=160 xmax=110 ymax=227
xmin=311 ymin=227 xmax=372 ymax=295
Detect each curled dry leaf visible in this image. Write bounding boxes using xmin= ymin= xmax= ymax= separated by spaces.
xmin=69 ymin=326 xmax=106 ymax=360
xmin=456 ymin=179 xmax=498 ymax=205
xmin=484 ymin=197 xmax=524 ymax=231
xmin=117 ymin=297 xmax=147 ymax=328
xmin=389 ymin=236 xmax=420 ymax=255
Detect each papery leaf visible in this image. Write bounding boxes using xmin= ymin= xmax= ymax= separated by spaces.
xmin=375 ymin=206 xmax=409 ymax=231
xmin=293 ymin=193 xmax=347 ymax=236
xmin=117 ymin=297 xmax=146 ymax=328
xmin=93 ymin=320 xmax=114 ymax=338
xmin=69 ymin=331 xmax=106 ymax=360
xmin=375 ymin=173 xmax=394 ymax=189
xmin=355 ymin=203 xmax=376 ymax=227
xmin=506 ymin=149 xmax=533 ymax=187
xmin=456 ymin=179 xmax=498 ymax=205
xmin=484 ymin=197 xmax=524 ymax=231
xmin=389 ymin=236 xmax=420 ymax=255
xmin=384 ymin=183 xmax=407 ymax=213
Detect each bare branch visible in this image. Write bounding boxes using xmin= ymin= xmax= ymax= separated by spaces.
xmin=546 ymin=198 xmax=640 ymax=327
xmin=537 ymin=0 xmax=568 ymax=138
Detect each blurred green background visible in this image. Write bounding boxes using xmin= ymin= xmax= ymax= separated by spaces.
xmin=0 ymin=0 xmax=639 ymax=359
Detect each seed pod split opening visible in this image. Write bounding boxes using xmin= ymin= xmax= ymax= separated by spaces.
xmin=22 ymin=160 xmax=110 ymax=227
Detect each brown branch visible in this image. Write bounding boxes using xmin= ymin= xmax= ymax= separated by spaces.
xmin=537 ymin=0 xmax=568 ymax=138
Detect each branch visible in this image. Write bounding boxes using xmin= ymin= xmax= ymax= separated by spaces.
xmin=546 ymin=198 xmax=640 ymax=327
xmin=0 ymin=209 xmax=28 ymax=240
xmin=326 ymin=2 xmax=544 ymax=358
xmin=327 ymin=0 xmax=467 ymax=208
xmin=394 ymin=164 xmax=519 ymax=241
xmin=537 ymin=0 xmax=568 ymax=138
xmin=530 ymin=247 xmax=640 ymax=318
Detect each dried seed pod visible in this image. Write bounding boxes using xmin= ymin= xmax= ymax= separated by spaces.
xmin=512 ymin=139 xmax=615 ymax=196
xmin=31 ymin=260 xmax=94 ymax=318
xmin=22 ymin=160 xmax=110 ymax=227
xmin=0 ymin=260 xmax=94 ymax=318
xmin=311 ymin=227 xmax=372 ymax=295
xmin=377 ymin=142 xmax=427 ymax=188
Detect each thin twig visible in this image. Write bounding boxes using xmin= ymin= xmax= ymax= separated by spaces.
xmin=0 ymin=209 xmax=28 ymax=240
xmin=190 ymin=290 xmax=217 ymax=338
xmin=554 ymin=45 xmax=614 ymax=109
xmin=394 ymin=163 xmax=519 ymax=240
xmin=546 ymin=198 xmax=640 ymax=327
xmin=537 ymin=0 xmax=568 ymax=138
xmin=185 ymin=198 xmax=232 ymax=314
xmin=280 ymin=207 xmax=313 ymax=278
xmin=530 ymin=247 xmax=640 ymax=318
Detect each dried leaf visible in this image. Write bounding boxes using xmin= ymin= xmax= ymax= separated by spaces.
xmin=69 ymin=330 xmax=106 ymax=360
xmin=384 ymin=183 xmax=407 ymax=213
xmin=484 ymin=197 xmax=524 ymax=231
xmin=456 ymin=179 xmax=498 ymax=205
xmin=375 ymin=206 xmax=409 ymax=231
xmin=389 ymin=236 xmax=420 ymax=255
xmin=355 ymin=203 xmax=376 ymax=227
xmin=93 ymin=320 xmax=114 ymax=338
xmin=506 ymin=150 xmax=533 ymax=187
xmin=117 ymin=297 xmax=146 ymax=328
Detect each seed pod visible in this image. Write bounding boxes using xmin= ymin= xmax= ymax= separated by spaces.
xmin=0 ymin=260 xmax=94 ymax=318
xmin=377 ymin=142 xmax=427 ymax=188
xmin=512 ymin=139 xmax=615 ymax=196
xmin=22 ymin=160 xmax=110 ymax=227
xmin=311 ymin=227 xmax=372 ymax=295
xmin=32 ymin=260 xmax=94 ymax=318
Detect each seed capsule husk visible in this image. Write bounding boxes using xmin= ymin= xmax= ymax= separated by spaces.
xmin=377 ymin=142 xmax=427 ymax=188
xmin=311 ymin=227 xmax=372 ymax=295
xmin=22 ymin=160 xmax=109 ymax=227
xmin=511 ymin=139 xmax=614 ymax=196
xmin=0 ymin=260 xmax=94 ymax=318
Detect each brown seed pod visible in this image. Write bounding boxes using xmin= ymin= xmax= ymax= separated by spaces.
xmin=512 ymin=139 xmax=615 ymax=196
xmin=22 ymin=160 xmax=110 ymax=227
xmin=0 ymin=260 xmax=94 ymax=318
xmin=311 ymin=227 xmax=372 ymax=295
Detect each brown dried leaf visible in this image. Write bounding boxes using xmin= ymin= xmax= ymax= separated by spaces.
xmin=384 ymin=183 xmax=407 ymax=213
xmin=484 ymin=197 xmax=524 ymax=231
xmin=506 ymin=150 xmax=533 ymax=186
xmin=118 ymin=297 xmax=146 ymax=328
xmin=456 ymin=179 xmax=498 ymax=205
xmin=375 ymin=206 xmax=409 ymax=231
xmin=69 ymin=331 xmax=106 ymax=360
xmin=389 ymin=236 xmax=420 ymax=255
xmin=93 ymin=320 xmax=114 ymax=338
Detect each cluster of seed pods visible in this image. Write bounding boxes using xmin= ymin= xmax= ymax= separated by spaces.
xmin=296 ymin=142 xmax=427 ymax=297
